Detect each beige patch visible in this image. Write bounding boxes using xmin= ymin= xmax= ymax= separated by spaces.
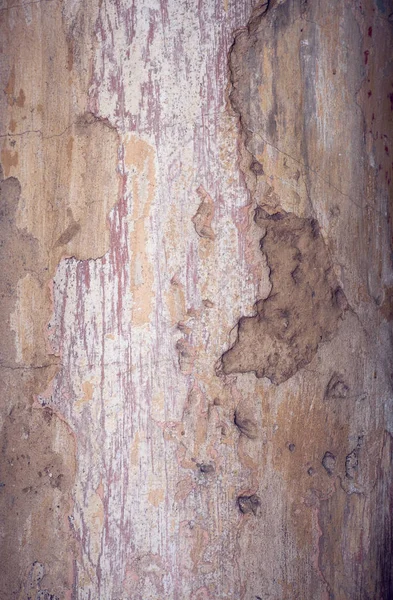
xmin=125 ymin=135 xmax=156 ymax=326
xmin=148 ymin=488 xmax=165 ymax=507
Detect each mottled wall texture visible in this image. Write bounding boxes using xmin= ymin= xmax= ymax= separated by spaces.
xmin=0 ymin=0 xmax=392 ymax=598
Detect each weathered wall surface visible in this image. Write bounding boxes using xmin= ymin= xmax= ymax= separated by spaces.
xmin=0 ymin=0 xmax=392 ymax=598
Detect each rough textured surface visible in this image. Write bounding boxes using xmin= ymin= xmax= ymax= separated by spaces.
xmin=222 ymin=208 xmax=347 ymax=383
xmin=0 ymin=0 xmax=392 ymax=598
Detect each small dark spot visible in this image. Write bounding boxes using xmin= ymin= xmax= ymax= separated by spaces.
xmin=322 ymin=451 xmax=336 ymax=475
xmin=238 ymin=494 xmax=261 ymax=516
xmin=55 ymin=219 xmax=81 ymax=247
xmin=198 ymin=463 xmax=215 ymax=474
xmin=291 ymin=265 xmax=303 ymax=284
xmin=307 ymin=467 xmax=315 ymax=476
xmin=364 ymin=50 xmax=369 ymax=65
xmin=325 ymin=373 xmax=349 ymax=399
xmin=333 ymin=287 xmax=348 ymax=311
xmin=36 ymin=592 xmax=60 ymax=600
xmin=345 ymin=448 xmax=358 ymax=479
xmin=310 ymin=218 xmax=320 ymax=238
xmin=50 ymin=474 xmax=64 ymax=489
xmin=332 ymin=68 xmax=336 ymax=75
xmin=288 ymin=443 xmax=296 ymax=452
xmin=250 ymin=160 xmax=264 ymax=176
xmin=368 ymin=26 xmax=372 ymax=37
xmin=234 ymin=410 xmax=258 ymax=439
xmin=42 ymin=407 xmax=53 ymax=424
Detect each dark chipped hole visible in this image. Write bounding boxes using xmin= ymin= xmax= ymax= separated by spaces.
xmin=345 ymin=449 xmax=358 ymax=479
xmin=333 ymin=286 xmax=347 ymax=310
xmin=322 ymin=451 xmax=336 ymax=475
xmin=234 ymin=411 xmax=258 ymax=439
xmin=238 ymin=494 xmax=261 ymax=516
xmin=255 ymin=206 xmax=285 ymax=222
xmin=198 ymin=463 xmax=215 ymax=474
xmin=325 ymin=374 xmax=349 ymax=399
xmin=50 ymin=474 xmax=64 ymax=489
xmin=307 ymin=467 xmax=315 ymax=476
xmin=310 ymin=218 xmax=320 ymax=238
xmin=250 ymin=160 xmax=264 ymax=175
xmin=288 ymin=443 xmax=296 ymax=452
xmin=36 ymin=591 xmax=60 ymax=600
xmin=42 ymin=407 xmax=53 ymax=424
xmin=291 ymin=265 xmax=303 ymax=284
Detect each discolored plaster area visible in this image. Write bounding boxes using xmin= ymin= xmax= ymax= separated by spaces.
xmin=220 ymin=0 xmax=393 ymax=597
xmin=0 ymin=0 xmax=120 ymax=596
xmin=0 ymin=170 xmax=44 ymax=367
xmin=222 ymin=208 xmax=347 ymax=383
xmin=0 ymin=373 xmax=76 ymax=600
xmin=1 ymin=0 xmax=392 ymax=598
xmin=0 ymin=170 xmax=76 ymax=597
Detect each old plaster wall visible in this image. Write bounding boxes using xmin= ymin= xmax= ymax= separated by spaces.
xmin=0 ymin=0 xmax=392 ymax=599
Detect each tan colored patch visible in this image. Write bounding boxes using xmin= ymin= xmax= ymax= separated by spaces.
xmin=75 ymin=380 xmax=94 ymax=409
xmin=125 ymin=135 xmax=156 ymax=326
xmin=1 ymin=147 xmax=18 ymax=177
xmin=148 ymin=488 xmax=165 ymax=507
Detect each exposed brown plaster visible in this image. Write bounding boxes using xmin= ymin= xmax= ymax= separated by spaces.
xmin=0 ymin=146 xmax=18 ymax=177
xmin=221 ymin=0 xmax=393 ymax=597
xmin=0 ymin=0 xmax=121 ymax=593
xmin=222 ymin=208 xmax=347 ymax=383
xmin=0 ymin=366 xmax=76 ymax=599
xmin=0 ymin=169 xmax=45 ymax=367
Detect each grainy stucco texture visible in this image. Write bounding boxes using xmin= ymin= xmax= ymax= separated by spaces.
xmin=0 ymin=0 xmax=392 ymax=598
